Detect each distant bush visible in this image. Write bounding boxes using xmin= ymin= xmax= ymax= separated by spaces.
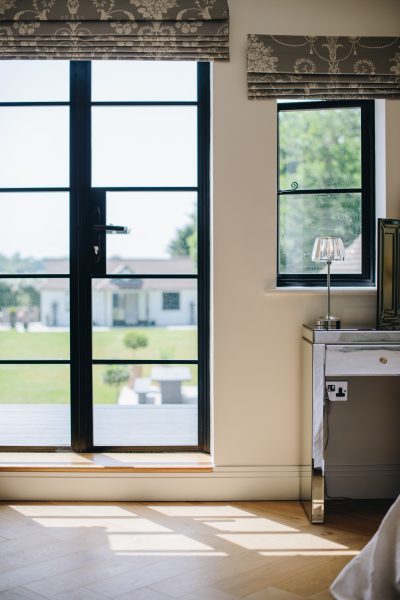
xmin=123 ymin=331 xmax=148 ymax=353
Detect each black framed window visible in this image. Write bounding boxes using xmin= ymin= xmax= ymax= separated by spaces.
xmin=0 ymin=60 xmax=210 ymax=453
xmin=277 ymin=100 xmax=375 ymax=287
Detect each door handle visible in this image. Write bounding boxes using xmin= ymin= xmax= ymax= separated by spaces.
xmin=92 ymin=224 xmax=130 ymax=234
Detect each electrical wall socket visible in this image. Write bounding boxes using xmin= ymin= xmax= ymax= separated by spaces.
xmin=326 ymin=381 xmax=348 ymax=401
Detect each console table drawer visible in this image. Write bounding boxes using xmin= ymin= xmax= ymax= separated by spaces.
xmin=325 ymin=345 xmax=400 ymax=376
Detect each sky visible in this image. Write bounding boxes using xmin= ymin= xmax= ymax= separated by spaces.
xmin=0 ymin=60 xmax=197 ymax=264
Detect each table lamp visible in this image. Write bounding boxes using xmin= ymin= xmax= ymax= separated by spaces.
xmin=312 ymin=236 xmax=345 ymax=329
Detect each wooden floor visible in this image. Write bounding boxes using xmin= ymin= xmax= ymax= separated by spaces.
xmin=0 ymin=500 xmax=391 ymax=600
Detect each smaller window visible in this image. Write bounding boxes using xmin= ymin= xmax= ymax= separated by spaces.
xmin=277 ymin=100 xmax=375 ymax=287
xmin=163 ymin=292 xmax=180 ymax=310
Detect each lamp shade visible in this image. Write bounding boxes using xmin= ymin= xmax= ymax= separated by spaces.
xmin=312 ymin=237 xmax=345 ymax=262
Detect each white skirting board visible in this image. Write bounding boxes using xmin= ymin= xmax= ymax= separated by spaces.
xmin=0 ymin=466 xmax=301 ymax=502
xmin=0 ymin=464 xmax=398 ymax=501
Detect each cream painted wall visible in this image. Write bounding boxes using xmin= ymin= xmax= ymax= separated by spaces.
xmin=3 ymin=0 xmax=400 ymax=501
xmin=212 ymin=0 xmax=400 ymax=483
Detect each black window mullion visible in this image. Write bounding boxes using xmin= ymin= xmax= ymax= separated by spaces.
xmin=93 ymin=360 xmax=198 ymax=365
xmin=91 ymin=101 xmax=197 ymax=107
xmin=92 ymin=187 xmax=198 ymax=192
xmin=361 ymin=100 xmax=375 ymax=285
xmin=0 ymin=188 xmax=70 ymax=193
xmin=197 ymin=62 xmax=211 ymax=453
xmin=70 ymin=61 xmax=93 ymax=452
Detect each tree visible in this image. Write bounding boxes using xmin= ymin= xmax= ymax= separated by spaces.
xmin=0 ymin=282 xmax=40 ymax=310
xmin=123 ymin=331 xmax=149 ymax=381
xmin=168 ymin=212 xmax=197 ymax=263
xmin=168 ymin=223 xmax=194 ymax=256
xmin=0 ymin=282 xmax=16 ymax=308
xmin=103 ymin=367 xmax=130 ymax=402
xmin=0 ymin=252 xmax=43 ymax=275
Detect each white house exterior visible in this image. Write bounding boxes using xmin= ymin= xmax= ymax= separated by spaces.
xmin=40 ymin=258 xmax=197 ymax=328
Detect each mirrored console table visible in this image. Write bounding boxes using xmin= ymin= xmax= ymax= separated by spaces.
xmin=301 ymin=324 xmax=400 ymax=524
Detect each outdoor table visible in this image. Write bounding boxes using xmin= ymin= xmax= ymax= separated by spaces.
xmin=150 ymin=366 xmax=191 ymax=404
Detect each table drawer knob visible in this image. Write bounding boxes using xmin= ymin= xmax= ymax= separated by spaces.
xmin=379 ymin=357 xmax=388 ymax=364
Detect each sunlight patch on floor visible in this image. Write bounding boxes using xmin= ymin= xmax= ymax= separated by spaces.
xmin=148 ymin=505 xmax=255 ymax=517
xmin=216 ymin=532 xmax=350 ymax=551
xmin=30 ymin=517 xmax=172 ymax=532
xmin=107 ymin=533 xmax=222 ymax=554
xmin=203 ymin=517 xmax=299 ymax=533
xmin=10 ymin=504 xmax=135 ymax=517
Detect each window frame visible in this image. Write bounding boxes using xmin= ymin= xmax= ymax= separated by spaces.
xmin=277 ymin=99 xmax=375 ymax=287
xmin=0 ymin=61 xmax=210 ymax=454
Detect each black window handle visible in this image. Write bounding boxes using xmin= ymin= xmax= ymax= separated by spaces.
xmin=92 ymin=224 xmax=130 ymax=234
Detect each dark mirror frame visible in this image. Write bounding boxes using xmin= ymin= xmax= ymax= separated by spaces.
xmin=377 ymin=218 xmax=400 ymax=329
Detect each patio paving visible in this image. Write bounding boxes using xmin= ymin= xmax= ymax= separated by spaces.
xmin=0 ymin=404 xmax=198 ymax=447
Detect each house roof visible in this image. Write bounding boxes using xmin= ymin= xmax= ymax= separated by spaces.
xmin=40 ymin=257 xmax=197 ymax=291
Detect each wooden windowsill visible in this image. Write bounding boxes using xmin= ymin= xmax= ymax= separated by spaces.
xmin=0 ymin=452 xmax=213 ymax=473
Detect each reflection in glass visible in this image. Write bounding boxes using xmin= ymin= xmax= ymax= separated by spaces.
xmin=279 ymin=107 xmax=361 ymax=191
xmin=93 ymin=364 xmax=198 ymax=446
xmin=0 ymin=278 xmax=70 ymax=359
xmin=0 ymin=365 xmax=70 ymax=446
xmin=92 ymin=279 xmax=197 ymax=360
xmin=279 ymin=193 xmax=362 ymax=274
xmin=105 ymin=192 xmax=197 ymax=273
xmin=383 ymin=233 xmax=395 ymax=311
xmin=92 ymin=61 xmax=197 ymax=102
xmin=0 ymin=107 xmax=69 ymax=188
xmin=92 ymin=107 xmax=197 ymax=187
xmin=0 ymin=61 xmax=69 ymax=102
xmin=0 ymin=193 xmax=69 ymax=274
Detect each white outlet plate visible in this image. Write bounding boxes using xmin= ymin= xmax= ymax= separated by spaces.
xmin=326 ymin=381 xmax=348 ymax=401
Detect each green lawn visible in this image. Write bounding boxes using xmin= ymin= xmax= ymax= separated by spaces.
xmin=93 ymin=327 xmax=197 ymax=360
xmin=0 ymin=327 xmax=197 ymax=404
xmin=0 ymin=330 xmax=69 ymax=360
xmin=0 ymin=327 xmax=196 ymax=360
xmin=0 ymin=364 xmax=70 ymax=404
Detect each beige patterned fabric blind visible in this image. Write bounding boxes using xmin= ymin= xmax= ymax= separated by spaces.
xmin=0 ymin=0 xmax=229 ymax=61
xmin=247 ymin=35 xmax=400 ymax=99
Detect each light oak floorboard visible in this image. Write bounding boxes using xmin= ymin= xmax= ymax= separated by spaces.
xmin=0 ymin=500 xmax=391 ymax=600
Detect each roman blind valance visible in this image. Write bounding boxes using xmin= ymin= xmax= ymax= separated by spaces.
xmin=0 ymin=0 xmax=229 ymax=61
xmin=247 ymin=35 xmax=400 ymax=99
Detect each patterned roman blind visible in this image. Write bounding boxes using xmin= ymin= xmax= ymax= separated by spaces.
xmin=247 ymin=35 xmax=400 ymax=99
xmin=0 ymin=0 xmax=229 ymax=61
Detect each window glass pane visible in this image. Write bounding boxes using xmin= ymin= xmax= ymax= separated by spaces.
xmin=92 ymin=61 xmax=197 ymax=102
xmin=0 ymin=61 xmax=69 ymax=102
xmin=92 ymin=279 xmax=197 ymax=360
xmin=93 ymin=364 xmax=198 ymax=446
xmin=105 ymin=192 xmax=197 ymax=274
xmin=0 ymin=193 xmax=69 ymax=274
xmin=279 ymin=193 xmax=362 ymax=274
xmin=0 ymin=365 xmax=70 ymax=446
xmin=0 ymin=278 xmax=70 ymax=359
xmin=279 ymin=108 xmax=362 ymax=191
xmin=92 ymin=107 xmax=197 ymax=187
xmin=0 ymin=107 xmax=69 ymax=187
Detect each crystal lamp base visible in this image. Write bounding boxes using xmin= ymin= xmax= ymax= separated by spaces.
xmin=315 ymin=315 xmax=341 ymax=330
